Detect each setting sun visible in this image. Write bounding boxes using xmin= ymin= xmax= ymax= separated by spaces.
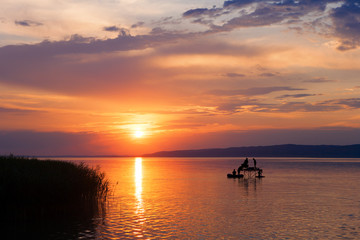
xmin=134 ymin=130 xmax=144 ymax=138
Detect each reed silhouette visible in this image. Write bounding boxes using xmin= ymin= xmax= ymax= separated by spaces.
xmin=0 ymin=155 xmax=109 ymax=205
xmin=0 ymin=155 xmax=109 ymax=239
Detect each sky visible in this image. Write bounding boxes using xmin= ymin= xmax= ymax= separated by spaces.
xmin=1 ymin=0 xmax=360 ymax=156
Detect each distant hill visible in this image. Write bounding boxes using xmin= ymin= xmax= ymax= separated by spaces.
xmin=142 ymin=144 xmax=360 ymax=158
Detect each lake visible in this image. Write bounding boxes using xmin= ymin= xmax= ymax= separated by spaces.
xmin=8 ymin=157 xmax=360 ymax=239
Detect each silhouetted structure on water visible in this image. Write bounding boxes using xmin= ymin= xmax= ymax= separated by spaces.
xmin=227 ymin=157 xmax=264 ymax=179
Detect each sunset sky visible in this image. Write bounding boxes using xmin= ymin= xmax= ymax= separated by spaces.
xmin=1 ymin=0 xmax=360 ymax=156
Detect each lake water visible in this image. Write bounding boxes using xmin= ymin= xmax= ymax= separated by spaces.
xmin=10 ymin=157 xmax=360 ymax=239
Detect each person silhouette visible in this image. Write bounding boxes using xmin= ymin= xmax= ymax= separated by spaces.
xmin=237 ymin=165 xmax=241 ymax=175
xmin=244 ymin=158 xmax=249 ymax=168
xmin=253 ymin=158 xmax=257 ymax=169
xmin=232 ymin=169 xmax=236 ymax=176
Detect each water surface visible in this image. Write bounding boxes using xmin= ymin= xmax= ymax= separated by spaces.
xmin=21 ymin=158 xmax=360 ymax=239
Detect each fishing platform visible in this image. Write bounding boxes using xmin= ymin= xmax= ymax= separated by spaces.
xmin=227 ymin=167 xmax=265 ymax=179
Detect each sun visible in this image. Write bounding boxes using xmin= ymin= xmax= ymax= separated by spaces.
xmin=134 ymin=130 xmax=144 ymax=138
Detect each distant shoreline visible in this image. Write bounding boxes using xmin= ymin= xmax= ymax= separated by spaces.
xmin=25 ymin=144 xmax=360 ymax=158
xmin=142 ymin=144 xmax=360 ymax=158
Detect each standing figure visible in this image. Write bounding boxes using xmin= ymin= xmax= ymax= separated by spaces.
xmin=232 ymin=169 xmax=236 ymax=176
xmin=243 ymin=158 xmax=249 ymax=168
xmin=253 ymin=158 xmax=257 ymax=169
xmin=237 ymin=165 xmax=242 ymax=175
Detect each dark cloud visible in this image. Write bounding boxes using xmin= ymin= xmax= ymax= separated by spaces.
xmin=217 ymin=97 xmax=360 ymax=113
xmin=182 ymin=0 xmax=360 ymax=50
xmin=225 ymin=72 xmax=246 ymax=78
xmin=210 ymin=6 xmax=291 ymax=32
xmin=153 ymin=16 xmax=182 ymax=26
xmin=276 ymin=94 xmax=317 ymax=99
xmin=184 ymin=0 xmax=321 ymax=29
xmin=152 ymin=123 xmax=204 ymax=131
xmin=191 ymin=18 xmax=212 ymax=25
xmin=0 ymin=33 xmax=149 ymax=57
xmin=209 ymin=86 xmax=305 ymax=96
xmin=218 ymin=100 xmax=341 ymax=113
xmin=183 ymin=7 xmax=223 ymax=18
xmin=131 ymin=21 xmax=145 ymax=28
xmin=303 ymin=77 xmax=335 ymax=83
xmin=0 ymin=107 xmax=41 ymax=114
xmin=104 ymin=26 xmax=131 ymax=36
xmin=328 ymin=98 xmax=360 ymax=109
xmin=150 ymin=27 xmax=169 ymax=35
xmin=259 ymin=72 xmax=278 ymax=77
xmin=217 ymin=99 xmax=266 ymax=112
xmin=0 ymin=31 xmax=198 ymax=95
xmin=183 ymin=8 xmax=212 ymax=17
xmin=104 ymin=25 xmax=121 ymax=32
xmin=222 ymin=0 xmax=335 ymax=11
xmin=274 ymin=101 xmax=342 ymax=112
xmin=15 ymin=20 xmax=42 ymax=27
xmin=223 ymin=0 xmax=259 ymax=8
xmin=330 ymin=1 xmax=360 ymax=51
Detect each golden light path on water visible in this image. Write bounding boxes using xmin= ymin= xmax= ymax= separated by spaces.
xmin=135 ymin=157 xmax=143 ymax=200
xmin=134 ymin=157 xmax=145 ymax=237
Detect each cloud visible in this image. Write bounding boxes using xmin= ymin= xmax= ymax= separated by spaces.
xmin=183 ymin=7 xmax=223 ymax=18
xmin=184 ymin=0 xmax=325 ymax=29
xmin=103 ymin=26 xmax=131 ymax=36
xmin=276 ymin=94 xmax=317 ymax=99
xmin=216 ymin=99 xmax=266 ymax=112
xmin=15 ymin=20 xmax=43 ymax=27
xmin=104 ymin=26 xmax=121 ymax=32
xmin=330 ymin=1 xmax=360 ymax=51
xmin=217 ymin=97 xmax=360 ymax=113
xmin=225 ymin=72 xmax=246 ymax=78
xmin=0 ymin=29 xmax=274 ymax=95
xmin=2 ymin=28 xmax=271 ymax=99
xmin=209 ymin=86 xmax=305 ymax=96
xmin=259 ymin=72 xmax=278 ymax=77
xmin=223 ymin=0 xmax=259 ymax=8
xmin=303 ymin=77 xmax=335 ymax=83
xmin=181 ymin=0 xmax=360 ymax=50
xmin=218 ymin=100 xmax=341 ymax=113
xmin=0 ymin=107 xmax=41 ymax=114
xmin=131 ymin=21 xmax=145 ymax=28
xmin=183 ymin=8 xmax=212 ymax=17
xmin=274 ymin=101 xmax=342 ymax=112
xmin=221 ymin=5 xmax=294 ymax=29
xmin=329 ymin=98 xmax=360 ymax=109
xmin=0 ymin=31 xmax=198 ymax=95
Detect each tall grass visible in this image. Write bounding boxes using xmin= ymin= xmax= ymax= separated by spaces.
xmin=0 ymin=155 xmax=110 ymax=239
xmin=0 ymin=155 xmax=109 ymax=205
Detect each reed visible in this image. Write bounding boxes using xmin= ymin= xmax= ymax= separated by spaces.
xmin=0 ymin=155 xmax=109 ymax=206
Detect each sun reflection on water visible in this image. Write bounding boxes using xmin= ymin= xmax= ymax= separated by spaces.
xmin=134 ymin=157 xmax=146 ymax=237
xmin=135 ymin=157 xmax=143 ymax=200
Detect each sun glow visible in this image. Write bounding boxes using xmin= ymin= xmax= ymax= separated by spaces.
xmin=134 ymin=130 xmax=144 ymax=138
